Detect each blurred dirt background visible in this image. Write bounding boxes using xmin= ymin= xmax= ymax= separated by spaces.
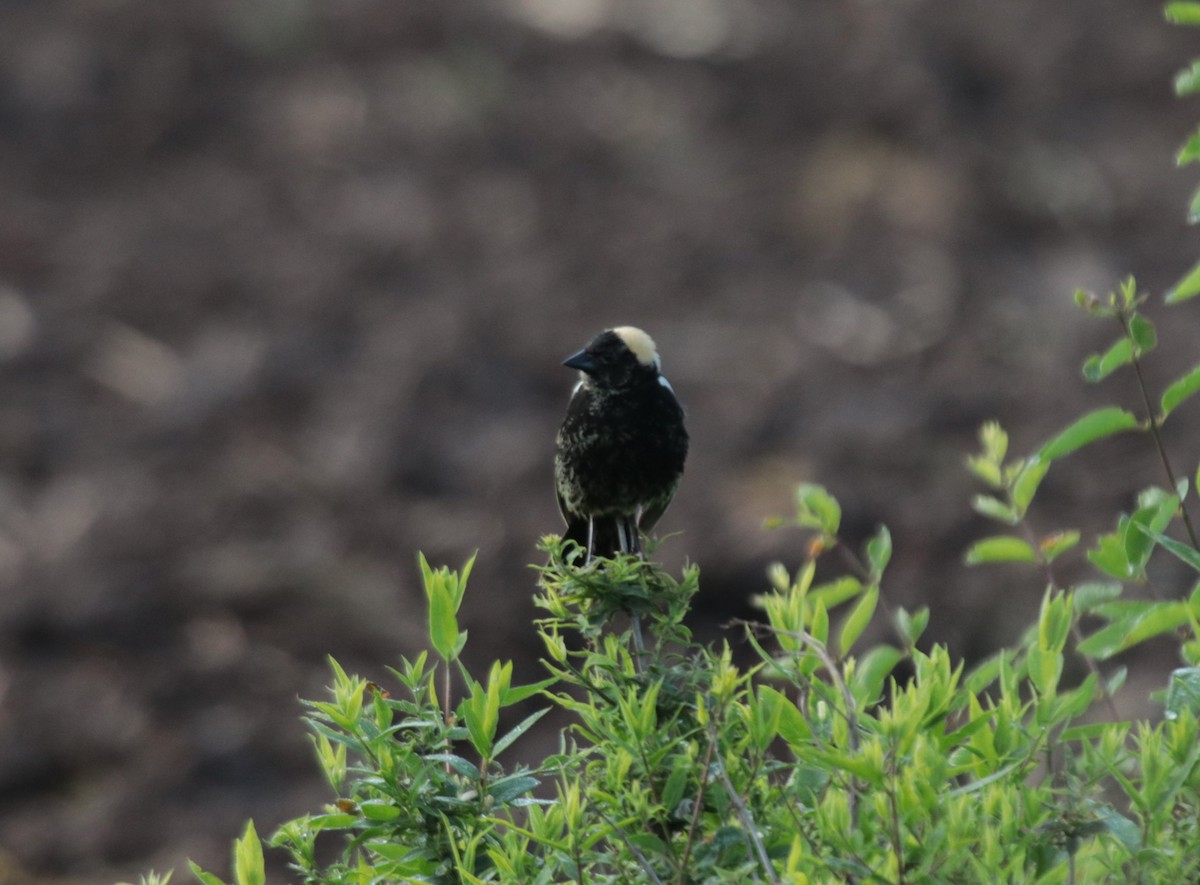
xmin=2 ymin=0 xmax=1200 ymax=881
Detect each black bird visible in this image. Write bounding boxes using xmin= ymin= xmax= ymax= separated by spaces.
xmin=554 ymin=326 xmax=689 ymax=560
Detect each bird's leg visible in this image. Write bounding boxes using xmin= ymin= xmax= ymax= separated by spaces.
xmin=616 ymin=518 xmax=631 ymax=555
xmin=585 ymin=516 xmax=595 ymax=565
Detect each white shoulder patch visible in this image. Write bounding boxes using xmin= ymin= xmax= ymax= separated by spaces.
xmin=658 ymin=374 xmax=675 ymax=394
xmin=611 ymin=326 xmax=661 ymax=369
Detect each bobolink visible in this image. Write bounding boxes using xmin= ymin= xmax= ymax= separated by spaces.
xmin=554 ymin=326 xmax=689 ymax=560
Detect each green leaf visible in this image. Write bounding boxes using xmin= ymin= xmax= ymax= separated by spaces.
xmin=866 ymin=525 xmax=892 ymax=576
xmin=965 ymin=535 xmax=1037 ymax=565
xmin=233 ymin=821 xmax=265 ymax=885
xmin=810 ymin=576 xmax=863 ymax=610
xmin=462 ymin=662 xmax=509 ymax=758
xmin=1011 ymin=458 xmax=1050 ymax=516
xmin=946 ymin=760 xmax=1025 ymax=797
xmin=1078 ymin=602 xmax=1190 ymax=659
xmin=852 ymin=645 xmax=905 ymax=705
xmin=1177 ymin=60 xmax=1200 ymax=95
xmin=1038 ymin=407 xmax=1140 ymax=460
xmin=1180 ymin=128 xmax=1200 ymax=166
xmin=838 ymin=584 xmax=879 ymax=655
xmin=188 ymin=865 xmax=227 ymax=885
xmin=660 ymin=756 xmax=691 ymax=811
xmin=1026 ymin=644 xmax=1062 ymax=696
xmin=1123 ymin=493 xmax=1180 ymax=575
xmin=1038 ymin=530 xmax=1080 ymax=562
xmin=625 ymin=833 xmax=670 ymax=856
xmin=759 ymin=684 xmax=812 ymax=746
xmin=978 ymin=420 xmax=1008 ymax=461
xmin=1165 ymin=666 xmax=1200 ymax=719
xmin=966 ymin=454 xmax=1003 ymax=488
xmin=896 ymin=605 xmax=930 ymax=647
xmin=1166 ymin=2 xmax=1200 ymax=25
xmin=1097 ymin=807 xmax=1143 ymax=854
xmin=1160 ymin=362 xmax=1200 ymax=419
xmin=1072 ymin=582 xmax=1123 ymax=613
xmin=1037 ymin=587 xmax=1073 ymax=653
xmin=1056 ymin=673 xmax=1098 ymax=721
xmin=971 ymin=494 xmax=1019 ymax=525
xmin=1087 ymin=532 xmax=1132 ymax=579
xmin=1082 ymin=338 xmax=1133 ymax=382
xmin=499 ymin=676 xmax=558 ymax=706
xmin=1118 ymin=276 xmax=1140 ymax=309
xmin=1060 ymin=722 xmax=1124 ymax=743
xmin=1076 ymin=619 xmax=1134 ymax=660
xmin=1190 ymin=186 xmax=1200 ymax=225
xmin=422 ymin=553 xmax=463 ymax=661
xmin=359 ymin=801 xmax=401 ymax=821
xmin=423 ymin=753 xmax=481 ymax=779
xmin=1132 ymin=522 xmax=1200 ymax=572
xmin=810 ymin=598 xmax=829 ymax=645
xmin=1128 ymin=313 xmax=1157 ymax=353
xmin=964 ymin=651 xmax=1006 ymax=694
xmin=487 ymin=774 xmax=540 ymax=804
xmin=796 ymin=483 xmax=841 ymax=535
xmin=812 ymin=749 xmax=884 ymax=785
xmin=1166 ymin=258 xmax=1200 ymax=303
xmin=493 ymin=707 xmax=552 ymax=757
xmin=305 ymin=812 xmax=359 ymax=830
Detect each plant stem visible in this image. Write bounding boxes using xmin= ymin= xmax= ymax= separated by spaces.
xmin=676 ymin=736 xmax=715 ymax=884
xmin=705 ymin=717 xmax=781 ymax=885
xmin=886 ymin=744 xmax=907 ymax=885
xmin=1119 ymin=311 xmax=1200 ymax=550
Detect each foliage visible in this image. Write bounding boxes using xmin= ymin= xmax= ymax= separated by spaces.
xmin=182 ymin=279 xmax=1200 ymax=881
xmin=182 ymin=440 xmax=1200 ymax=884
xmin=1167 ymin=1 xmax=1200 ymax=297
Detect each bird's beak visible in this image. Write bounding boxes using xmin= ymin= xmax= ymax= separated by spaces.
xmin=563 ymin=349 xmax=594 ymax=373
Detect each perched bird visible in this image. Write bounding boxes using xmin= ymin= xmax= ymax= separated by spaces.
xmin=554 ymin=326 xmax=689 ymax=560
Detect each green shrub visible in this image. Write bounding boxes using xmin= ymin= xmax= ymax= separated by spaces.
xmin=128 ymin=5 xmax=1200 ymax=884
xmin=176 ymin=280 xmax=1200 ymax=882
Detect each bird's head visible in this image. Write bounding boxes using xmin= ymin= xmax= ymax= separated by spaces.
xmin=563 ymin=326 xmax=662 ymax=389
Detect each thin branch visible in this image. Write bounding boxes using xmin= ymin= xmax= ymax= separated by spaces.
xmin=704 ymin=716 xmax=781 ymax=885
xmin=885 ymin=743 xmax=907 ymax=885
xmin=595 ymin=808 xmax=664 ymax=885
xmin=1118 ymin=311 xmax=1200 ymax=551
xmin=676 ymin=736 xmax=716 ymax=883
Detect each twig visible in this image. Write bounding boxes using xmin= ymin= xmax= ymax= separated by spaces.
xmin=885 ymin=744 xmax=907 ymax=885
xmin=1118 ymin=311 xmax=1200 ymax=551
xmin=677 ymin=736 xmax=716 ymax=883
xmin=595 ymin=808 xmax=665 ymax=885
xmin=704 ymin=717 xmax=781 ymax=885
